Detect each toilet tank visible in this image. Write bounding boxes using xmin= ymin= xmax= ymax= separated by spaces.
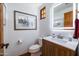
xmin=38 ymin=39 xmax=42 ymax=46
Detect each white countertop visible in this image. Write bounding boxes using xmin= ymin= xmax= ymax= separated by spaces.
xmin=43 ymin=36 xmax=79 ymax=51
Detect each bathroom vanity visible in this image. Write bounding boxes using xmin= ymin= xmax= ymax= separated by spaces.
xmin=42 ymin=36 xmax=78 ymax=56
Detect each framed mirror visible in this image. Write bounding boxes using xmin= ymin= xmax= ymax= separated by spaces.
xmin=51 ymin=3 xmax=76 ymax=30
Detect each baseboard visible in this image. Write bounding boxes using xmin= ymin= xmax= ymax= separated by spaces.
xmin=20 ymin=52 xmax=31 ymax=56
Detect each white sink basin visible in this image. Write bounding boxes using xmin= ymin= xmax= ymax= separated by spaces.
xmin=54 ymin=39 xmax=67 ymax=43
xmin=45 ymin=36 xmax=67 ymax=43
xmin=48 ymin=36 xmax=77 ymax=44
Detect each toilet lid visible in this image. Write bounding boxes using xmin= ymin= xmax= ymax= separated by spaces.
xmin=29 ymin=44 xmax=41 ymax=50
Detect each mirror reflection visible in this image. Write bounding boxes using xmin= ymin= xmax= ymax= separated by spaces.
xmin=53 ymin=3 xmax=73 ymax=27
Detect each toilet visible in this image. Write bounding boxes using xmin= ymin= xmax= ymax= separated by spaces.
xmin=29 ymin=39 xmax=42 ymax=56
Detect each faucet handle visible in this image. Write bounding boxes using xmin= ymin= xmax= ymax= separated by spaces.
xmin=68 ymin=37 xmax=72 ymax=41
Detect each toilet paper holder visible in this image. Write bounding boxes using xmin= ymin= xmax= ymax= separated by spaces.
xmin=17 ymin=40 xmax=23 ymax=44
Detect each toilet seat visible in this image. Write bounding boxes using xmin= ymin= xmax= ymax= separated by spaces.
xmin=29 ymin=44 xmax=41 ymax=53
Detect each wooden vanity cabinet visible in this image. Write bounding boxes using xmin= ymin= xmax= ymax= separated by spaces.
xmin=42 ymin=39 xmax=75 ymax=56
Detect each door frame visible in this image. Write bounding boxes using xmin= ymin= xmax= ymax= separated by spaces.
xmin=0 ymin=3 xmax=4 ymax=56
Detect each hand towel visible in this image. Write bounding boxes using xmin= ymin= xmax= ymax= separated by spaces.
xmin=73 ymin=19 xmax=79 ymax=39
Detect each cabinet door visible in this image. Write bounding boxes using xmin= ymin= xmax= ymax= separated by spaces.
xmin=42 ymin=39 xmax=75 ymax=56
xmin=42 ymin=40 xmax=51 ymax=56
xmin=42 ymin=40 xmax=55 ymax=56
xmin=64 ymin=11 xmax=73 ymax=27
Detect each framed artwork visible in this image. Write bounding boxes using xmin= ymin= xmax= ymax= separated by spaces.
xmin=14 ymin=10 xmax=37 ymax=30
xmin=40 ymin=7 xmax=46 ymax=20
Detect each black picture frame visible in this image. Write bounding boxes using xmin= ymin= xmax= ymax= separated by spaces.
xmin=14 ymin=10 xmax=37 ymax=30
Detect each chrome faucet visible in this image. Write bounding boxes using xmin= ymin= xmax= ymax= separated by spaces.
xmin=57 ymin=34 xmax=64 ymax=39
xmin=52 ymin=34 xmax=56 ymax=38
